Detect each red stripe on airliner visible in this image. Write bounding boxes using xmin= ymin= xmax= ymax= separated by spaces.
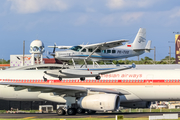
xmin=1 ymin=79 xmax=180 ymax=85
xmin=127 ymin=45 xmax=131 ymax=47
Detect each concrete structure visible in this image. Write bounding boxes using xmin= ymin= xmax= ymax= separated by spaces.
xmin=29 ymin=40 xmax=45 ymax=65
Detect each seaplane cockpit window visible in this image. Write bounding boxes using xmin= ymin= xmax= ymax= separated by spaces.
xmin=102 ymin=50 xmax=106 ymax=53
xmin=107 ymin=50 xmax=111 ymax=53
xmin=70 ymin=46 xmax=82 ymax=52
xmin=112 ymin=50 xmax=116 ymax=53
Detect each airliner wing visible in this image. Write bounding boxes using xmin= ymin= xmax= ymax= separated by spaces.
xmin=0 ymin=82 xmax=130 ymax=95
xmin=84 ymin=39 xmax=129 ymax=50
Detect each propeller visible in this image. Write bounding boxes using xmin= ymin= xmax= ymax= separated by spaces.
xmin=53 ymin=43 xmax=57 ymax=54
xmin=49 ymin=43 xmax=57 ymax=57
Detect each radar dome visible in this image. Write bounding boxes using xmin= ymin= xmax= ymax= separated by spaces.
xmin=29 ymin=40 xmax=45 ymax=54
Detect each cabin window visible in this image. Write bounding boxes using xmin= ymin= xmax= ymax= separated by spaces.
xmin=88 ymin=49 xmax=93 ymax=52
xmin=102 ymin=50 xmax=106 ymax=53
xmin=173 ymin=80 xmax=175 ymax=82
xmin=82 ymin=49 xmax=86 ymax=52
xmin=112 ymin=50 xmax=116 ymax=53
xmin=116 ymin=80 xmax=118 ymax=82
xmin=107 ymin=50 xmax=111 ymax=53
xmin=122 ymin=80 xmax=123 ymax=82
xmin=165 ymin=80 xmax=166 ymax=82
xmin=95 ymin=49 xmax=101 ymax=53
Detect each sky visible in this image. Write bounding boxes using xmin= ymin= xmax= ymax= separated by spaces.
xmin=0 ymin=0 xmax=180 ymax=60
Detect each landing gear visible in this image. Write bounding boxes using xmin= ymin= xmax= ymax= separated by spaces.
xmin=58 ymin=76 xmax=62 ymax=81
xmin=87 ymin=110 xmax=96 ymax=114
xmin=67 ymin=108 xmax=77 ymax=115
xmin=80 ymin=77 xmax=85 ymax=81
xmin=95 ymin=75 xmax=101 ymax=80
xmin=77 ymin=107 xmax=85 ymax=114
xmin=56 ymin=108 xmax=66 ymax=115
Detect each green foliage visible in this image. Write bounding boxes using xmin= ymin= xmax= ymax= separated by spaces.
xmin=0 ymin=110 xmax=6 ymax=113
xmin=0 ymin=59 xmax=10 ymax=64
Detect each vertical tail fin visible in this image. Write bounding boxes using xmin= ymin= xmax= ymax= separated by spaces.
xmin=132 ymin=28 xmax=146 ymax=50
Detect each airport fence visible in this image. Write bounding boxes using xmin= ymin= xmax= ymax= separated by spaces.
xmin=120 ymin=108 xmax=180 ymax=113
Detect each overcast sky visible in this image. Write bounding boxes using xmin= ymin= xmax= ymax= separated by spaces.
xmin=0 ymin=0 xmax=180 ymax=60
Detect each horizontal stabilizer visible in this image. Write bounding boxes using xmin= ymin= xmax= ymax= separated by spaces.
xmin=145 ymin=40 xmax=152 ymax=53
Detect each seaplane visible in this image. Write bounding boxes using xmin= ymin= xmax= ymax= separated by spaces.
xmin=48 ymin=28 xmax=152 ymax=67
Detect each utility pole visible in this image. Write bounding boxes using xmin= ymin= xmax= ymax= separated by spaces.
xmin=169 ymin=46 xmax=171 ymax=64
xmin=154 ymin=46 xmax=156 ymax=64
xmin=23 ymin=41 xmax=25 ymax=66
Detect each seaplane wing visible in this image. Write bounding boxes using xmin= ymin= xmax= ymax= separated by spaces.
xmin=0 ymin=82 xmax=130 ymax=95
xmin=48 ymin=46 xmax=72 ymax=49
xmin=84 ymin=39 xmax=129 ymax=50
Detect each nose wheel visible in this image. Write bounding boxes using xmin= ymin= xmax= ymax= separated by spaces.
xmin=56 ymin=108 xmax=66 ymax=115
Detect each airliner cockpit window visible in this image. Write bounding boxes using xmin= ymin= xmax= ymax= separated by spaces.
xmin=69 ymin=46 xmax=82 ymax=51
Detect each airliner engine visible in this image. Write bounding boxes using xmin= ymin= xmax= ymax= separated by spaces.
xmin=77 ymin=94 xmax=120 ymax=111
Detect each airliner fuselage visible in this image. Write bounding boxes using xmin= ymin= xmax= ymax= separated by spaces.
xmin=0 ymin=69 xmax=180 ymax=102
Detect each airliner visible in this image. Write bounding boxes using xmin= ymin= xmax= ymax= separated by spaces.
xmin=48 ymin=28 xmax=152 ymax=66
xmin=0 ymin=68 xmax=180 ymax=115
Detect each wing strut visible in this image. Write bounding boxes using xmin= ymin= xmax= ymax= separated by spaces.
xmin=80 ymin=45 xmax=101 ymax=68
